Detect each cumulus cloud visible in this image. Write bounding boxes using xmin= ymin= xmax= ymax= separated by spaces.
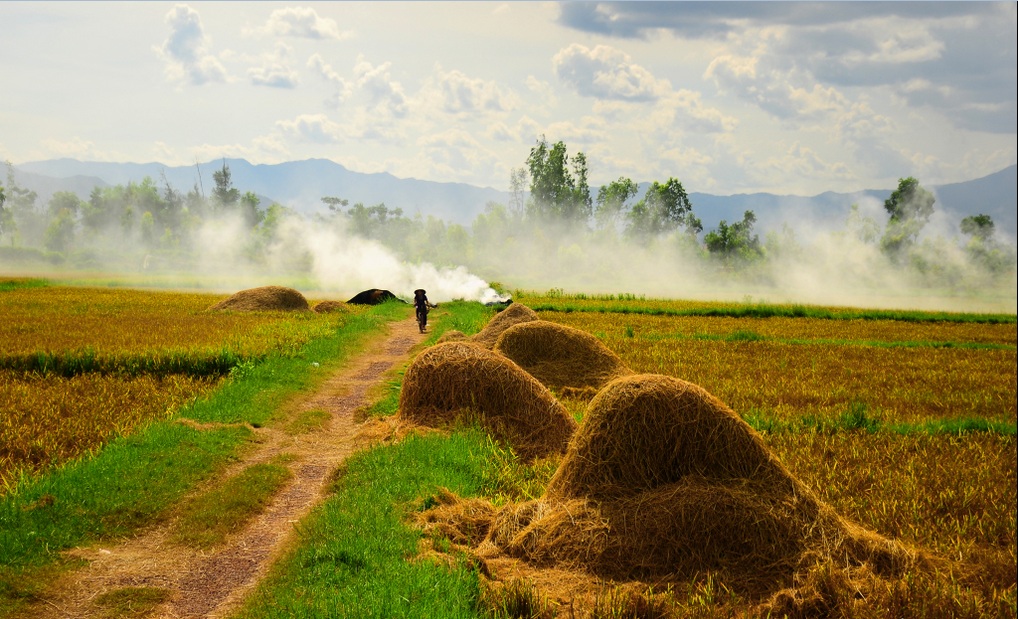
xmin=248 ymin=42 xmax=300 ymax=88
xmin=155 ymin=4 xmax=227 ymax=85
xmin=353 ymin=55 xmax=408 ymax=118
xmin=258 ymin=6 xmax=347 ymax=40
xmin=276 ymin=114 xmax=344 ymax=144
xmin=423 ymin=67 xmax=518 ymax=117
xmin=553 ymin=43 xmax=671 ymax=101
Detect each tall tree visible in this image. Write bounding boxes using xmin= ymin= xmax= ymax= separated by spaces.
xmin=525 ymin=137 xmax=591 ymax=225
xmin=212 ymin=160 xmax=240 ymax=211
xmin=626 ymin=178 xmax=698 ymax=238
xmin=595 ymin=177 xmax=638 ymax=230
xmin=881 ymin=176 xmax=935 ymax=256
xmin=704 ymin=210 xmax=762 ymax=263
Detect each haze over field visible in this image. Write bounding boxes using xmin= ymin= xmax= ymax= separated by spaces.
xmin=1 ymin=2 xmax=1015 ymax=312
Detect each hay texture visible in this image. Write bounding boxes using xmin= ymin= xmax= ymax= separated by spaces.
xmin=471 ymin=303 xmax=539 ymax=349
xmin=398 ymin=342 xmax=577 ymax=460
xmin=436 ymin=329 xmax=468 ymax=343
xmin=209 ymin=286 xmax=310 ymax=312
xmin=425 ymin=373 xmax=917 ymax=598
xmin=493 ymin=321 xmax=632 ymax=392
xmin=312 ymin=300 xmax=348 ymax=314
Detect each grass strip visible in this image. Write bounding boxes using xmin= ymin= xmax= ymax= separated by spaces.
xmin=650 ymin=331 xmax=1015 ymax=351
xmin=232 ymin=430 xmax=493 ymax=619
xmin=0 ymin=349 xmax=245 ymax=377
xmin=530 ymin=302 xmax=1017 ymax=324
xmin=0 ymin=278 xmax=50 ymax=293
xmin=172 ymin=457 xmax=294 ymax=549
xmin=0 ymin=301 xmax=411 ymax=613
xmin=744 ymin=407 xmax=1017 ymax=436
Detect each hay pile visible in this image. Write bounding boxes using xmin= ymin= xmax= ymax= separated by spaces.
xmin=421 ymin=374 xmax=918 ymax=600
xmin=471 ymin=303 xmax=539 ymax=348
xmin=436 ymin=329 xmax=468 ymax=343
xmin=494 ymin=321 xmax=632 ymax=393
xmin=209 ymin=286 xmax=310 ymax=312
xmin=312 ymin=300 xmax=348 ymax=314
xmin=398 ymin=342 xmax=578 ymax=461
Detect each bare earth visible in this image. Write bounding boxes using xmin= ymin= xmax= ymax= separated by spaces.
xmin=21 ymin=316 xmax=423 ymax=619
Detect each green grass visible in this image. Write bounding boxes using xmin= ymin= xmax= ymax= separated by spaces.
xmin=530 ymin=301 xmax=1017 ymax=324
xmin=0 ymin=278 xmax=50 ymax=293
xmin=172 ymin=456 xmax=295 ymax=549
xmin=232 ymin=430 xmax=496 ymax=619
xmin=93 ymin=586 xmax=173 ymax=618
xmin=0 ymin=300 xmax=412 ymax=614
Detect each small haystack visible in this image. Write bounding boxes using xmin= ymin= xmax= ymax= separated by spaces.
xmin=494 ymin=321 xmax=632 ymax=393
xmin=471 ymin=303 xmax=539 ymax=349
xmin=436 ymin=329 xmax=468 ymax=343
xmin=312 ymin=300 xmax=348 ymax=314
xmin=347 ymin=289 xmax=402 ymax=305
xmin=398 ymin=342 xmax=578 ymax=460
xmin=209 ymin=286 xmax=310 ymax=312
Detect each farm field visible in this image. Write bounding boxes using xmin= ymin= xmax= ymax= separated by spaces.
xmin=1 ymin=280 xmax=1015 ymax=617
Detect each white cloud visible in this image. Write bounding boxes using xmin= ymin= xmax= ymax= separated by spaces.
xmin=248 ymin=42 xmax=300 ymax=88
xmin=276 ymin=114 xmax=344 ymax=144
xmin=258 ymin=6 xmax=347 ymax=40
xmin=421 ymin=67 xmax=518 ymax=117
xmin=553 ymin=43 xmax=671 ymax=101
xmin=155 ymin=4 xmax=227 ymax=85
xmin=353 ymin=56 xmax=408 ymax=118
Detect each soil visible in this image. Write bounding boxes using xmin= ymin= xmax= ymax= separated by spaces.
xmin=18 ymin=317 xmax=424 ymax=619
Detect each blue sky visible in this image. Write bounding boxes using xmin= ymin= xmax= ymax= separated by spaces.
xmin=2 ymin=2 xmax=1015 ymax=195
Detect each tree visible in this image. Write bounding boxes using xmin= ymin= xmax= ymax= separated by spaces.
xmin=594 ymin=177 xmax=638 ymax=230
xmin=525 ymin=137 xmax=591 ymax=225
xmin=960 ymin=214 xmax=994 ymax=242
xmin=881 ymin=176 xmax=935 ymax=256
xmin=704 ymin=210 xmax=762 ymax=264
xmin=212 ymin=160 xmax=240 ymax=210
xmin=626 ymin=178 xmax=698 ymax=238
xmin=508 ymin=167 xmax=528 ymax=220
xmin=321 ymin=196 xmax=349 ymax=212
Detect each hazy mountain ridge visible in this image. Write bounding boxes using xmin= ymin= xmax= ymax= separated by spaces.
xmin=12 ymin=158 xmax=1017 ymax=239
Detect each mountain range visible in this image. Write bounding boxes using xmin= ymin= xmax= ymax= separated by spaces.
xmin=10 ymin=158 xmax=1017 ymax=240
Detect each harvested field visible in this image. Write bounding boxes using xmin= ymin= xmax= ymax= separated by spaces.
xmin=397 ymin=341 xmax=577 ymax=461
xmin=209 ymin=286 xmax=310 ymax=312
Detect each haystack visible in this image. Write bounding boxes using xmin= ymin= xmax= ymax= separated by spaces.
xmin=312 ymin=300 xmax=348 ymax=314
xmin=422 ymin=374 xmax=917 ymax=598
xmin=398 ymin=342 xmax=578 ymax=460
xmin=347 ymin=288 xmax=402 ymax=305
xmin=209 ymin=286 xmax=310 ymax=312
xmin=493 ymin=321 xmax=632 ymax=392
xmin=436 ymin=329 xmax=468 ymax=343
xmin=471 ymin=303 xmax=539 ymax=349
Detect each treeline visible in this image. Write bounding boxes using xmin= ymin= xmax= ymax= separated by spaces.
xmin=0 ymin=142 xmax=1014 ymax=292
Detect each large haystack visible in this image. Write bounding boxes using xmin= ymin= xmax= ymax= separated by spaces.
xmin=421 ymin=374 xmax=918 ymax=601
xmin=209 ymin=286 xmax=310 ymax=312
xmin=471 ymin=303 xmax=539 ymax=349
xmin=398 ymin=342 xmax=578 ymax=460
xmin=493 ymin=321 xmax=632 ymax=392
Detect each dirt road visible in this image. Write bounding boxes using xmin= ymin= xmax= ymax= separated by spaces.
xmin=22 ymin=316 xmax=423 ymax=619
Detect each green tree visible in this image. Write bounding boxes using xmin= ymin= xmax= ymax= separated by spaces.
xmin=44 ymin=208 xmax=76 ymax=253
xmin=594 ymin=177 xmax=638 ymax=230
xmin=240 ymin=191 xmax=264 ymax=229
xmin=704 ymin=210 xmax=762 ymax=264
xmin=212 ymin=160 xmax=240 ymax=211
xmin=48 ymin=191 xmax=83 ymax=218
xmin=626 ymin=178 xmax=699 ymax=238
xmin=881 ymin=177 xmax=935 ymax=256
xmin=4 ymin=162 xmax=40 ymax=245
xmin=525 ymin=137 xmax=591 ymax=225
xmin=960 ymin=214 xmax=994 ymax=242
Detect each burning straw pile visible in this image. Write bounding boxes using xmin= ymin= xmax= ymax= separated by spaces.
xmin=209 ymin=286 xmax=310 ymax=312
xmin=494 ymin=321 xmax=632 ymax=393
xmin=398 ymin=341 xmax=577 ymax=461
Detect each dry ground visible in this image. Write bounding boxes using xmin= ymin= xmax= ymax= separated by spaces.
xmin=17 ymin=317 xmax=423 ymax=619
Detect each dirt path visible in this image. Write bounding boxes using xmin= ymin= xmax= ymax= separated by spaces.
xmin=22 ymin=316 xmax=424 ymax=619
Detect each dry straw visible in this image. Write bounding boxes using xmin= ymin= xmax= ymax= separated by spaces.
xmin=436 ymin=329 xmax=468 ymax=343
xmin=422 ymin=373 xmax=921 ymax=604
xmin=209 ymin=286 xmax=310 ymax=312
xmin=398 ymin=342 xmax=578 ymax=461
xmin=471 ymin=303 xmax=539 ymax=348
xmin=493 ymin=320 xmax=632 ymax=393
xmin=312 ymin=300 xmax=348 ymax=314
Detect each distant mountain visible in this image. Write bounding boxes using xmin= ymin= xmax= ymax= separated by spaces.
xmin=11 ymin=158 xmax=1017 ymax=239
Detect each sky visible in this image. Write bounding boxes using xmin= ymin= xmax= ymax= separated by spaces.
xmin=2 ymin=1 xmax=1015 ymax=197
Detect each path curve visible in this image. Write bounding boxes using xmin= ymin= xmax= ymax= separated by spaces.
xmin=21 ymin=316 xmax=424 ymax=619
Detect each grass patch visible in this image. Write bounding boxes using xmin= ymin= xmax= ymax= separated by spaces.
xmin=0 ymin=278 xmax=50 ymax=293
xmin=286 ymin=408 xmax=332 ymax=435
xmin=93 ymin=586 xmax=172 ymax=618
xmin=232 ymin=429 xmax=500 ymax=618
xmin=173 ymin=456 xmax=294 ymax=549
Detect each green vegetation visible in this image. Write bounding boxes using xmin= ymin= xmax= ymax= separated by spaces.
xmin=172 ymin=457 xmax=294 ymax=549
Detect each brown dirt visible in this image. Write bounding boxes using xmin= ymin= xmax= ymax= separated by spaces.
xmin=16 ymin=317 xmax=423 ymax=619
